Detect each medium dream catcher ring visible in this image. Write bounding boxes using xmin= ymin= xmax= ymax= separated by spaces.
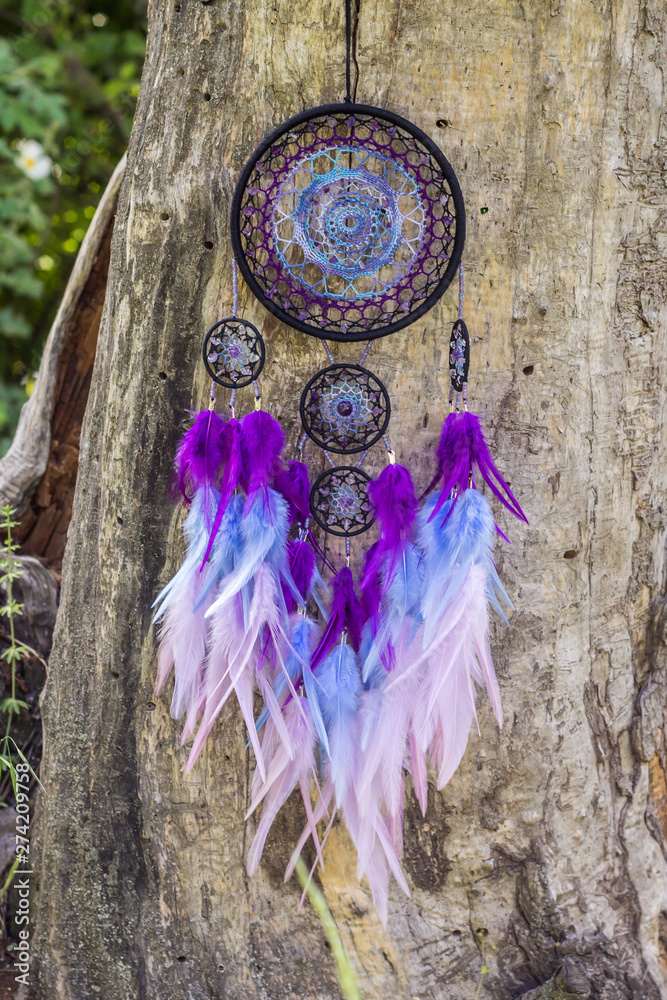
xmin=231 ymin=103 xmax=466 ymax=342
xmin=299 ymin=363 xmax=390 ymax=454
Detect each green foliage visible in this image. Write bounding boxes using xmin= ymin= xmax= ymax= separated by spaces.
xmin=0 ymin=505 xmax=29 ymax=738
xmin=0 ymin=505 xmax=44 ymax=817
xmin=0 ymin=1 xmax=146 ymax=453
xmin=474 ymin=928 xmax=497 ymax=999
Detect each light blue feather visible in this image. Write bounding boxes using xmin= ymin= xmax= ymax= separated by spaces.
xmin=315 ymin=642 xmax=362 ymax=805
xmin=419 ymin=489 xmax=513 ymax=646
xmin=310 ymin=561 xmax=330 ymax=621
xmin=152 ymin=485 xmax=217 ymax=621
xmin=205 ymin=489 xmax=289 ymax=620
xmin=302 ymin=666 xmax=330 ymax=757
xmin=254 ymin=616 xmax=321 ymax=735
xmin=362 ymin=542 xmax=423 ymax=683
xmin=192 ymin=494 xmax=245 ymax=611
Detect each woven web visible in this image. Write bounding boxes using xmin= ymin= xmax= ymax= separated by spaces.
xmin=274 ymin=146 xmax=422 ymax=301
xmin=236 ymin=109 xmax=459 ymax=339
xmin=203 ymin=318 xmax=264 ymax=389
xmin=301 ymin=364 xmax=389 ymax=454
xmin=311 ymin=467 xmax=374 ymax=537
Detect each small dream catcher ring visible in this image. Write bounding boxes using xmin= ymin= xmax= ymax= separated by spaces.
xmin=231 ymin=102 xmax=466 ymax=342
xmin=310 ymin=466 xmax=374 ymax=537
xmin=202 ymin=317 xmax=265 ymax=389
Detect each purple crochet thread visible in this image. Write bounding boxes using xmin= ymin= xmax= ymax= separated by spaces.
xmin=234 ymin=108 xmax=461 ymax=340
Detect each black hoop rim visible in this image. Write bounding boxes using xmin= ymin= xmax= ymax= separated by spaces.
xmin=299 ymin=363 xmax=391 ymax=455
xmin=201 ymin=317 xmax=265 ymax=389
xmin=310 ymin=465 xmax=374 ymax=537
xmin=231 ymin=102 xmax=466 ymax=343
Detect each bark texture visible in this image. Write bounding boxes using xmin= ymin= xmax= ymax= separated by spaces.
xmin=32 ymin=1 xmax=667 ymax=998
xmin=0 ymin=156 xmax=124 ymax=543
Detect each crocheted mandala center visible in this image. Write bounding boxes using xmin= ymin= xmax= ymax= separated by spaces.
xmin=274 ymin=147 xmax=423 ymax=297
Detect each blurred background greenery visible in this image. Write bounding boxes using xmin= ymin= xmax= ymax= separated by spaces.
xmin=0 ymin=0 xmax=146 ymax=454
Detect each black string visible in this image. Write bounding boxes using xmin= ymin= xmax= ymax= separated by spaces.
xmin=345 ymin=0 xmax=352 ymax=103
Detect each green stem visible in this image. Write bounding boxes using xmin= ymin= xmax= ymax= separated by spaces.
xmin=294 ymin=857 xmax=363 ymax=1000
xmin=474 ymin=972 xmax=483 ymax=1000
xmin=3 ymin=512 xmax=15 ymax=747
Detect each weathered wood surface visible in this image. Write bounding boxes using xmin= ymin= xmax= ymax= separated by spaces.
xmin=32 ymin=1 xmax=667 ymax=998
xmin=0 ymin=154 xmax=125 ymax=558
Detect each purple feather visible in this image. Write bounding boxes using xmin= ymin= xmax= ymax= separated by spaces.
xmin=359 ymin=542 xmax=381 ymax=626
xmin=369 ymin=464 xmax=417 ymax=546
xmin=430 ymin=412 xmax=527 ymax=524
xmin=312 ymin=567 xmax=364 ymax=668
xmin=175 ymin=409 xmax=227 ymax=504
xmin=362 ymin=464 xmax=418 ymax=591
xmin=307 ymin=528 xmax=337 ymax=575
xmin=240 ymin=410 xmax=285 ymax=507
xmin=422 ymin=408 xmax=461 ymax=499
xmin=200 ymin=417 xmax=242 ymax=566
xmin=283 ymin=539 xmax=315 ymax=614
xmin=273 ymin=460 xmax=311 ymax=525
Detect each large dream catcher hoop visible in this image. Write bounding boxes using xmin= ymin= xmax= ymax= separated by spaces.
xmin=230 ymin=103 xmax=465 ymax=342
xmin=153 ymin=0 xmax=527 ymax=927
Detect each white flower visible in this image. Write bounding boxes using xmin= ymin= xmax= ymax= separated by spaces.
xmin=15 ymin=140 xmax=53 ymax=181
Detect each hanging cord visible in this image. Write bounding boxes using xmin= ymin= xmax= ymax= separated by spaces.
xmin=344 ymin=0 xmax=352 ymax=103
xmin=321 ymin=340 xmax=335 ymax=364
xmin=358 ymin=340 xmax=372 ymax=365
xmin=232 ymin=257 xmax=239 ymax=316
xmin=208 ymin=377 xmax=217 ymax=409
xmin=232 ymin=257 xmax=262 ymax=410
xmin=320 ymin=338 xmax=372 ymax=367
xmin=225 ymin=259 xmax=241 ymax=415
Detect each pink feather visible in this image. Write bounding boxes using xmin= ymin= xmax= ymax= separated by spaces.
xmin=358 ymin=643 xmax=419 ymax=819
xmin=408 ymin=724 xmax=428 ymax=817
xmin=341 ymin=780 xmax=410 ymax=926
xmin=188 ymin=562 xmax=294 ymax=774
xmin=155 ymin=573 xmax=209 ymax=721
xmin=410 ymin=563 xmax=502 ymax=790
xmin=246 ymin=698 xmax=318 ymax=876
xmin=284 ymin=781 xmax=334 ymax=883
xmin=185 ymin=591 xmax=260 ymax=773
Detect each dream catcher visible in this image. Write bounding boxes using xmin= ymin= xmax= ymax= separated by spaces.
xmin=153 ymin=1 xmax=526 ymax=925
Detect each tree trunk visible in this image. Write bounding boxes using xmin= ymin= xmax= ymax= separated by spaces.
xmin=0 ymin=155 xmax=124 ymax=544
xmin=31 ymin=1 xmax=667 ymax=998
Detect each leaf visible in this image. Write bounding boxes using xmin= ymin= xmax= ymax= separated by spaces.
xmin=1 ymin=697 xmax=29 ymax=713
xmin=0 ymin=755 xmax=17 ymax=799
xmin=0 ymin=857 xmax=20 ymax=901
xmin=0 ymin=307 xmax=30 ymax=338
xmin=5 ymin=738 xmax=43 ymax=792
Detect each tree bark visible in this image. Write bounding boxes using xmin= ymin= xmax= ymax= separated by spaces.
xmin=0 ymin=155 xmax=125 ymax=551
xmin=31 ymin=1 xmax=667 ymax=999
